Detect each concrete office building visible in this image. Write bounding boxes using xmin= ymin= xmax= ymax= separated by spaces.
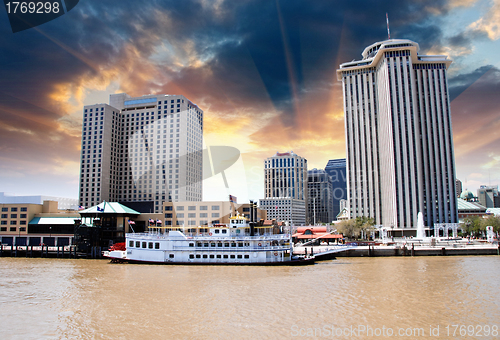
xmin=477 ymin=185 xmax=500 ymax=208
xmin=324 ymin=159 xmax=347 ymax=219
xmin=79 ymin=93 xmax=203 ymax=213
xmin=455 ymin=179 xmax=463 ymax=198
xmin=337 ymin=39 xmax=458 ymax=232
xmin=260 ymin=151 xmax=307 ymax=225
xmin=307 ymin=169 xmax=334 ymax=224
xmin=163 ymin=201 xmax=266 ymax=228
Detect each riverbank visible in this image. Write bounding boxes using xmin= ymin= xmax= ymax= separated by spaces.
xmin=294 ymin=242 xmax=500 ymax=257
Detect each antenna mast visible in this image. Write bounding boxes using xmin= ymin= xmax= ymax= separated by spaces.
xmin=386 ymin=13 xmax=391 ymax=40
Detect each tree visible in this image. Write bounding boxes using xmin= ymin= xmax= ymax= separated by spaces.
xmin=481 ymin=215 xmax=500 ymax=233
xmin=336 ymin=217 xmax=375 ymax=240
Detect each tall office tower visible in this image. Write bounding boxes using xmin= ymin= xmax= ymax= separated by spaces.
xmin=324 ymin=158 xmax=347 ymax=219
xmin=259 ymin=151 xmax=307 ymax=225
xmin=455 ymin=179 xmax=463 ymax=198
xmin=79 ymin=93 xmax=203 ymax=213
xmin=477 ymin=185 xmax=500 ymax=208
xmin=337 ymin=39 xmax=458 ymax=231
xmin=307 ymin=169 xmax=334 ymax=224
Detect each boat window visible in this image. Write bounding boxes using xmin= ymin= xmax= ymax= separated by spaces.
xmin=244 ymin=243 xmax=249 ymax=247
xmin=169 ymin=254 xmax=174 ymax=258
xmin=231 ymin=243 xmax=236 ymax=247
xmin=196 ymin=254 xmax=201 ymax=259
xmin=189 ymin=243 xmax=194 ymax=247
xmin=217 ymin=243 xmax=222 ymax=247
xmin=244 ymin=255 xmax=250 ymax=259
xmin=129 ymin=241 xmax=134 ymax=247
xmin=223 ymin=255 xmax=228 ymax=259
xmin=203 ymin=243 xmax=208 ymax=247
xmin=214 ymin=229 xmax=220 ymax=234
xmin=196 ymin=242 xmax=202 ymax=247
xmin=210 ymin=243 xmax=215 ymax=247
xmin=209 ymin=254 xmax=214 ymax=259
xmin=148 ymin=242 xmax=153 ymax=249
xmin=189 ymin=254 xmax=194 ymax=259
xmin=202 ymin=254 xmax=208 ymax=259
xmin=237 ymin=255 xmax=242 ymax=259
xmin=221 ymin=229 xmax=227 ymax=234
xmin=136 ymin=241 xmax=140 ymax=248
xmin=142 ymin=242 xmax=147 ymax=248
xmin=238 ymin=243 xmax=243 ymax=247
xmin=155 ymin=243 xmax=160 ymax=249
xmin=224 ymin=243 xmax=229 ymax=247
xmin=230 ymin=255 xmax=235 ymax=259
xmin=216 ymin=254 xmax=221 ymax=259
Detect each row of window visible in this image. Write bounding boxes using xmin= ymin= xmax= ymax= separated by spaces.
xmin=166 ymin=213 xmax=219 ymax=218
xmin=0 ymin=221 xmax=27 ymax=225
xmin=1 ymin=214 xmax=27 ymax=218
xmin=1 ymin=207 xmax=27 ymax=212
xmin=0 ymin=227 xmax=26 ymax=232
xmin=189 ymin=254 xmax=250 ymax=260
xmin=164 ymin=205 xmax=220 ymax=211
xmin=192 ymin=241 xmax=251 ymax=248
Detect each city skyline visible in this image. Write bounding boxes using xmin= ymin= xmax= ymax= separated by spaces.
xmin=1 ymin=0 xmax=499 ymax=203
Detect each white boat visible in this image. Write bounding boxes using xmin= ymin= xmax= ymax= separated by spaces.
xmin=103 ymin=215 xmax=315 ymax=265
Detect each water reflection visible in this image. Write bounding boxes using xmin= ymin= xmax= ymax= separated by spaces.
xmin=0 ymin=257 xmax=499 ymax=339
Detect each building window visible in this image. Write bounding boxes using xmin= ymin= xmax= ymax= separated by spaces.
xmin=212 ymin=213 xmax=219 ymax=218
xmin=11 ymin=207 xmax=17 ymax=212
xmin=20 ymin=207 xmax=27 ymax=212
xmin=10 ymin=227 xmax=16 ymax=232
xmin=188 ymin=206 xmax=196 ymax=210
xmin=211 ymin=205 xmax=220 ymax=210
xmin=1 ymin=208 xmax=7 ymax=212
xmin=10 ymin=221 xmax=16 ymax=225
xmin=129 ymin=241 xmax=134 ymax=247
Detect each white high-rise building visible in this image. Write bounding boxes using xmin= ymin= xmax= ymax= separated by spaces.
xmin=337 ymin=39 xmax=458 ymax=231
xmin=79 ymin=93 xmax=203 ymax=213
xmin=259 ymin=151 xmax=307 ymax=225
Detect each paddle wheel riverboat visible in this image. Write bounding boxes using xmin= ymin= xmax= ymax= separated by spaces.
xmin=103 ymin=215 xmax=314 ymax=265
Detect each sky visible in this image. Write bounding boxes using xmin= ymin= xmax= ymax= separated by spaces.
xmin=0 ymin=0 xmax=499 ymax=203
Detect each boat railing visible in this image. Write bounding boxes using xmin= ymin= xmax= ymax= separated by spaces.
xmin=127 ymin=232 xmax=291 ymax=241
xmin=171 ymin=245 xmax=291 ymax=251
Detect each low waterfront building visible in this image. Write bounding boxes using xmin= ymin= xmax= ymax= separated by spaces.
xmin=0 ymin=200 xmax=80 ymax=247
xmin=457 ymin=198 xmax=487 ymax=222
xmin=0 ymin=192 xmax=78 ymax=210
xmin=292 ymin=226 xmax=343 ymax=244
xmin=162 ymin=201 xmax=267 ymax=228
xmin=259 ymin=198 xmax=306 ymax=226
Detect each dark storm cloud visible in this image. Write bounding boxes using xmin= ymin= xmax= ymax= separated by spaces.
xmin=0 ymin=0 xmax=491 ymax=195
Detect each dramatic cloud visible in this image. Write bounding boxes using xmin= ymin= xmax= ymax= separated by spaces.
xmin=0 ymin=0 xmax=499 ymax=199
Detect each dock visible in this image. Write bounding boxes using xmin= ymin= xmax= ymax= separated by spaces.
xmin=294 ymin=242 xmax=500 ymax=258
xmin=0 ymin=244 xmax=105 ymax=259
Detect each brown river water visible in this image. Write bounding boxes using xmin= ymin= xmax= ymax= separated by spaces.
xmin=0 ymin=256 xmax=499 ymax=339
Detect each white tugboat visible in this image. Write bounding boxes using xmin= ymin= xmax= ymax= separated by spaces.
xmin=103 ymin=215 xmax=315 ymax=265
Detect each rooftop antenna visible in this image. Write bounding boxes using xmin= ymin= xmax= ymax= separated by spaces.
xmin=386 ymin=13 xmax=391 ymax=40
